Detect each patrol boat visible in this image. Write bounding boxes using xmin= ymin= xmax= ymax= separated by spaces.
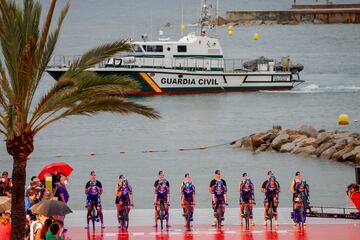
xmin=46 ymin=0 xmax=304 ymax=95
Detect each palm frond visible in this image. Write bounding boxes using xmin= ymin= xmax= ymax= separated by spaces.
xmin=33 ymin=97 xmax=160 ymax=134
xmin=64 ymin=39 xmax=131 ymax=78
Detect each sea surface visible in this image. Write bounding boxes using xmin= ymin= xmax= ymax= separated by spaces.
xmin=1 ymin=0 xmax=360 ymax=210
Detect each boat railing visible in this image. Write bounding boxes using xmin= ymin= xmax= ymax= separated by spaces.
xmin=48 ymin=55 xmax=286 ymax=72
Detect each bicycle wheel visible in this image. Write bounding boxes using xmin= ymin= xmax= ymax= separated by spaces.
xmin=120 ymin=207 xmax=127 ymax=229
xmin=244 ymin=204 xmax=250 ymax=229
xmin=91 ymin=206 xmax=96 ymax=231
xmin=216 ymin=204 xmax=223 ymax=229
xmin=159 ymin=202 xmax=165 ymax=231
xmin=268 ymin=202 xmax=273 ymax=230
xmin=184 ymin=202 xmax=191 ymax=229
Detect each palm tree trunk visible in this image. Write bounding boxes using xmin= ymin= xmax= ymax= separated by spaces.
xmin=10 ymin=157 xmax=27 ymax=240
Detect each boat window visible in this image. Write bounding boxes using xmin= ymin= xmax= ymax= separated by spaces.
xmin=132 ymin=44 xmax=143 ymax=53
xmin=177 ymin=45 xmax=187 ymax=52
xmin=142 ymin=45 xmax=163 ymax=52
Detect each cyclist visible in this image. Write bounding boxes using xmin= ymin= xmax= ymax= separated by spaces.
xmin=240 ymin=178 xmax=255 ymax=226
xmin=294 ymin=179 xmax=310 ymax=209
xmin=85 ymin=181 xmax=104 ymax=229
xmin=116 ymin=179 xmax=133 ymax=227
xmin=293 ymin=179 xmax=309 ymax=225
xmin=115 ymin=175 xmax=125 ymax=223
xmin=84 ymin=171 xmax=104 ymax=229
xmin=264 ymin=176 xmax=280 ymax=226
xmin=154 ymin=179 xmax=170 ymax=228
xmin=209 ymin=170 xmax=227 ymax=226
xmin=211 ymin=179 xmax=228 ymax=226
xmin=180 ymin=173 xmax=196 ymax=226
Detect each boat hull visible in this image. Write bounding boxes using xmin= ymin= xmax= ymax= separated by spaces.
xmin=46 ymin=68 xmax=296 ymax=95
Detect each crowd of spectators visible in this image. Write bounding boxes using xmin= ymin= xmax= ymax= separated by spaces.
xmin=0 ymin=170 xmax=69 ymax=240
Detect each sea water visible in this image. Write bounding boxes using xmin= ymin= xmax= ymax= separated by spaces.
xmin=0 ymin=0 xmax=359 ymax=210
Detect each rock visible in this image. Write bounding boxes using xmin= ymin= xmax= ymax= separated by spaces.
xmin=314 ymin=141 xmax=336 ymax=157
xmin=259 ymin=132 xmax=274 ymax=142
xmin=342 ymin=146 xmax=360 ymax=162
xmin=300 ymin=137 xmax=317 ymax=147
xmin=320 ymin=146 xmax=337 ymax=159
xmin=292 ymin=145 xmax=316 ymax=157
xmin=356 ymin=153 xmax=360 ymax=163
xmin=250 ymin=133 xmax=265 ymax=149
xmin=280 ymin=142 xmax=296 ymax=153
xmin=255 ymin=144 xmax=271 ymax=153
xmin=272 ymin=125 xmax=282 ymax=132
xmin=332 ymin=145 xmax=355 ymax=161
xmin=271 ymin=131 xmax=290 ymax=151
xmin=318 ymin=129 xmax=326 ymax=133
xmin=214 ymin=16 xmax=228 ymax=26
xmin=334 ymin=139 xmax=347 ymax=151
xmin=300 ymin=125 xmax=318 ymax=138
xmin=240 ymin=136 xmax=253 ymax=150
xmin=315 ymin=132 xmax=332 ymax=145
xmin=293 ymin=135 xmax=308 ymax=146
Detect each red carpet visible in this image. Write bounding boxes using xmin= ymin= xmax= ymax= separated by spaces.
xmin=63 ymin=224 xmax=360 ymax=240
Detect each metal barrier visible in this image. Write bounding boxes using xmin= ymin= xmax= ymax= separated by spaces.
xmin=49 ymin=55 xmax=285 ymax=72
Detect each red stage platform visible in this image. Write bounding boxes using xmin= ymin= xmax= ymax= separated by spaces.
xmin=63 ymin=224 xmax=360 ymax=240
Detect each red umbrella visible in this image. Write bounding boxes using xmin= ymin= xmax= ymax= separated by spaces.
xmin=38 ymin=162 xmax=73 ymax=180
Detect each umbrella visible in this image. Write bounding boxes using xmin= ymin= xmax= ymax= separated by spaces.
xmin=38 ymin=162 xmax=73 ymax=180
xmin=0 ymin=196 xmax=11 ymax=212
xmin=30 ymin=200 xmax=72 ymax=216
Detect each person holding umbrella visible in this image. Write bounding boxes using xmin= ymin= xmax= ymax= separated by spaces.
xmin=54 ymin=176 xmax=69 ymax=231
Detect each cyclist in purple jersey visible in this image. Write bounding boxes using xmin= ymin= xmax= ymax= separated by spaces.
xmin=264 ymin=176 xmax=280 ymax=226
xmin=180 ymin=173 xmax=196 ymax=225
xmin=211 ymin=180 xmax=228 ymax=226
xmin=153 ymin=179 xmax=170 ymax=228
xmin=239 ymin=178 xmax=255 ymax=225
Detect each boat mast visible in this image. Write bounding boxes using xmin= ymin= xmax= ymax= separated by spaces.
xmin=198 ymin=0 xmax=217 ymax=37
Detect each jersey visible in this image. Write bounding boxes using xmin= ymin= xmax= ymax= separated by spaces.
xmin=212 ymin=184 xmax=227 ymax=201
xmin=87 ymin=185 xmax=101 ymax=202
xmin=118 ymin=185 xmax=133 ymax=203
xmin=240 ymin=183 xmax=254 ymax=203
xmin=265 ymin=182 xmax=279 ymax=200
xmin=181 ymin=183 xmax=195 ymax=201
xmin=155 ymin=185 xmax=169 ymax=201
xmin=154 ymin=179 xmax=170 ymax=189
xmin=85 ymin=179 xmax=102 ymax=189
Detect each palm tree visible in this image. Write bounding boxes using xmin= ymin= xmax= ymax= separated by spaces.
xmin=0 ymin=1 xmax=160 ymax=239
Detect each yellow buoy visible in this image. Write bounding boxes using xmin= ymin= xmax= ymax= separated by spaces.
xmin=227 ymin=30 xmax=233 ymax=36
xmin=253 ymin=33 xmax=259 ymax=41
xmin=180 ymin=24 xmax=186 ymax=30
xmin=338 ymin=114 xmax=349 ymax=125
xmin=227 ymin=24 xmax=233 ymax=31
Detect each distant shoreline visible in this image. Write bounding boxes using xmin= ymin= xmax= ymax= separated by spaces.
xmin=223 ymin=3 xmax=360 ymax=25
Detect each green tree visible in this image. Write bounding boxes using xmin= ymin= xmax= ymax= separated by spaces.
xmin=0 ymin=1 xmax=159 ymax=239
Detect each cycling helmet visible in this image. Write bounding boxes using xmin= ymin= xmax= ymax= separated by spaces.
xmin=89 ymin=180 xmax=96 ymax=186
xmin=159 ymin=179 xmax=167 ymax=186
xmin=122 ymin=180 xmax=128 ymax=186
xmin=301 ymin=179 xmax=306 ymax=185
xmin=269 ymin=176 xmax=276 ymax=181
xmin=245 ymin=178 xmax=252 ymax=184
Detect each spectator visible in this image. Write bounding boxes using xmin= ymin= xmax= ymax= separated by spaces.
xmin=347 ymin=183 xmax=360 ymax=212
xmin=25 ymin=188 xmax=39 ymax=216
xmin=0 ymin=171 xmax=12 ymax=197
xmin=54 ymin=176 xmax=69 ymax=230
xmin=45 ymin=223 xmax=62 ymax=240
xmin=38 ymin=218 xmax=52 ymax=240
xmin=30 ymin=214 xmax=47 ymax=240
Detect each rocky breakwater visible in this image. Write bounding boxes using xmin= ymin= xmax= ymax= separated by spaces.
xmin=235 ymin=125 xmax=360 ymax=164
